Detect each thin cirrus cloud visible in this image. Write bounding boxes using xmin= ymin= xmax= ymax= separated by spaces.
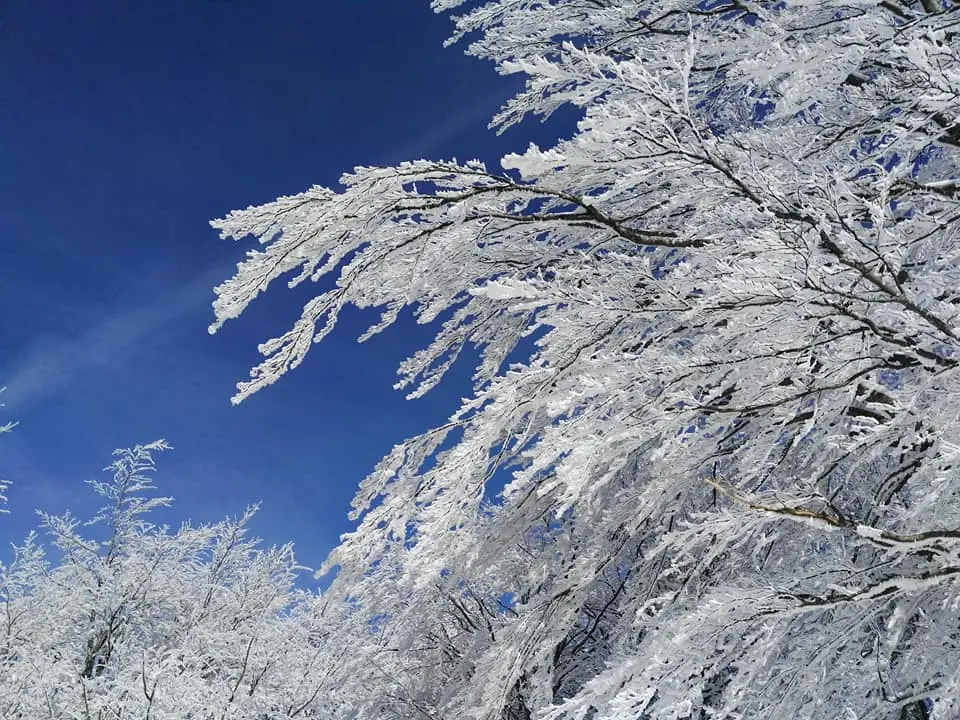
xmin=2 ymin=263 xmax=225 ymax=412
xmin=383 ymin=84 xmax=522 ymax=165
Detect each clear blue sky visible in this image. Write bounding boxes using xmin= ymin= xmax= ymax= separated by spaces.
xmin=0 ymin=1 xmax=572 ymax=572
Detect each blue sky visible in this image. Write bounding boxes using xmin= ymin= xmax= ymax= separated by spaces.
xmin=0 ymin=1 xmax=576 ymax=573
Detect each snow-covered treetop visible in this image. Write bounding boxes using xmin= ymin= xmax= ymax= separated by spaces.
xmin=0 ymin=442 xmax=349 ymax=720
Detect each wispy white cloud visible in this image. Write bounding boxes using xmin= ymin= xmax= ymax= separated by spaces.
xmin=384 ymin=84 xmax=517 ymax=164
xmin=2 ymin=263 xmax=225 ymax=410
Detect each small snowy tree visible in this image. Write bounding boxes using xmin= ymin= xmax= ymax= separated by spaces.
xmin=0 ymin=442 xmax=340 ymax=719
xmin=211 ymin=1 xmax=960 ymax=718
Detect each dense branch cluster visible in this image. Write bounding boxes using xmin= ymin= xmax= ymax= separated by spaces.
xmin=0 ymin=444 xmax=347 ymax=719
xmin=209 ymin=0 xmax=960 ymax=717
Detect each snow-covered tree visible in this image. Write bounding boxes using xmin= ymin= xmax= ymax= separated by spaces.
xmin=210 ymin=0 xmax=960 ymax=717
xmin=0 ymin=441 xmax=340 ymax=719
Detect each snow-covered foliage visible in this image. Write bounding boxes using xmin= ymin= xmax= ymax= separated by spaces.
xmin=211 ymin=0 xmax=960 ymax=717
xmin=0 ymin=442 xmax=340 ymax=719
